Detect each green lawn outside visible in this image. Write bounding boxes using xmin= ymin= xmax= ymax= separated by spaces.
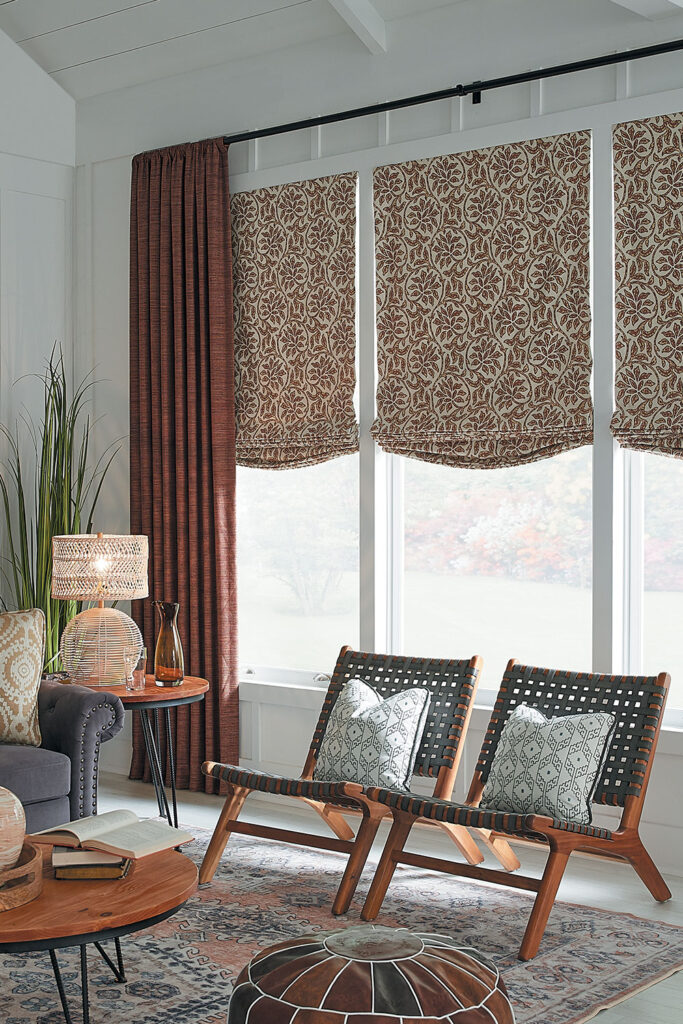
xmin=238 ymin=570 xmax=682 ymax=709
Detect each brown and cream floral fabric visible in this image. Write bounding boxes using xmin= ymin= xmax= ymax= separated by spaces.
xmin=372 ymin=132 xmax=593 ymax=468
xmin=0 ymin=608 xmax=45 ymax=746
xmin=612 ymin=113 xmax=683 ymax=456
xmin=232 ymin=172 xmax=359 ymax=469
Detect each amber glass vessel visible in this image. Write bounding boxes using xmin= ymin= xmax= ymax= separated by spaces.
xmin=153 ymin=601 xmax=185 ymax=686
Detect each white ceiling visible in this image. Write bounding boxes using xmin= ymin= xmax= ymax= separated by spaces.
xmin=0 ymin=0 xmax=682 ymax=101
xmin=0 ymin=0 xmax=465 ymax=98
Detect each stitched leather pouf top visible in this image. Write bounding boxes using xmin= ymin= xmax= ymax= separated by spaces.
xmin=227 ymin=924 xmax=515 ymax=1023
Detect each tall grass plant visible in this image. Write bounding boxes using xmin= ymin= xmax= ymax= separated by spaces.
xmin=0 ymin=350 xmax=116 ymax=667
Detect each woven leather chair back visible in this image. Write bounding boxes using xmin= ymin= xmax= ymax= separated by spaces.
xmin=310 ymin=649 xmax=480 ymax=779
xmin=476 ymin=663 xmax=669 ymax=807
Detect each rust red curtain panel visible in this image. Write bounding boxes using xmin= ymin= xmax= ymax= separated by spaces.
xmin=129 ymin=137 xmax=238 ymax=792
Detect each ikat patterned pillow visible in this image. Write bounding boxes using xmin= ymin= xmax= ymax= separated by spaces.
xmin=313 ymin=678 xmax=431 ymax=790
xmin=481 ymin=703 xmax=615 ymax=825
xmin=0 ymin=608 xmax=45 ymax=746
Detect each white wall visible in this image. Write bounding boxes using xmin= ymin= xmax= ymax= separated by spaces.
xmin=0 ymin=28 xmax=75 ymax=605
xmin=75 ymin=4 xmax=683 ymax=874
xmin=0 ymin=26 xmax=74 ymax=166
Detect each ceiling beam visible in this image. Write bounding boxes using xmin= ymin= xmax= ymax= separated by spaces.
xmin=328 ymin=0 xmax=386 ymax=54
xmin=610 ymin=0 xmax=683 ymax=18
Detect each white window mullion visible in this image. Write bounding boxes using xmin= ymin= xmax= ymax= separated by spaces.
xmin=591 ymin=123 xmax=624 ymax=675
xmin=357 ymin=163 xmax=403 ymax=656
xmin=623 ymin=450 xmax=644 ymax=674
xmin=358 ymin=167 xmax=388 ymax=653
xmin=387 ymin=454 xmax=404 ymax=653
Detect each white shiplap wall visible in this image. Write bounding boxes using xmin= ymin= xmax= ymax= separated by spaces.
xmin=0 ymin=27 xmax=75 ymax=605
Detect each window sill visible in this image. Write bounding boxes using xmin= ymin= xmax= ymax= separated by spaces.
xmin=239 ymin=675 xmax=327 ymax=711
xmin=238 ymin=675 xmax=683 ymax=745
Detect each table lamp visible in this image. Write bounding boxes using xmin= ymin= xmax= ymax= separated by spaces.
xmin=52 ymin=533 xmax=149 ymax=686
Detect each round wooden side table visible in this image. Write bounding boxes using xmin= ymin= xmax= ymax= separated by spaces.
xmin=0 ymin=847 xmax=197 ymax=1024
xmin=88 ymin=674 xmax=208 ymax=828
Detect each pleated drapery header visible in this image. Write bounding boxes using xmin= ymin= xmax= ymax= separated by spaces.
xmin=371 ymin=131 xmax=594 ymax=468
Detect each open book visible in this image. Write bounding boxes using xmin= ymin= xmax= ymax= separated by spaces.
xmin=31 ymin=809 xmax=193 ymax=860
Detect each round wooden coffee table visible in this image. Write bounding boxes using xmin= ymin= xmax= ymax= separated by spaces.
xmin=88 ymin=674 xmax=209 ymax=828
xmin=0 ymin=846 xmax=197 ymax=1024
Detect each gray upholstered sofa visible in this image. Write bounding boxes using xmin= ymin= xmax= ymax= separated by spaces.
xmin=0 ymin=680 xmax=125 ymax=832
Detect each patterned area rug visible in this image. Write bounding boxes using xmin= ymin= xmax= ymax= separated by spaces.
xmin=1 ymin=827 xmax=681 ymax=1024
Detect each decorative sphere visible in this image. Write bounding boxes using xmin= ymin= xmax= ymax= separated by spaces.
xmin=0 ymin=787 xmax=26 ymax=871
xmin=227 ymin=924 xmax=515 ymax=1023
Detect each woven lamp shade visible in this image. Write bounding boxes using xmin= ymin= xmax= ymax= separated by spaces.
xmin=52 ymin=534 xmax=148 ymax=686
xmin=52 ymin=534 xmax=148 ymax=602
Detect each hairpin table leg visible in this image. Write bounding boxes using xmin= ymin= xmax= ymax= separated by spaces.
xmin=114 ymin=937 xmax=125 ymax=982
xmin=139 ymin=709 xmax=162 ymax=813
xmin=49 ymin=949 xmax=74 ymax=1024
xmin=139 ymin=708 xmax=172 ymax=823
xmin=94 ymin=938 xmax=126 ymax=983
xmin=165 ymin=707 xmax=179 ymax=829
xmin=80 ymin=945 xmax=90 ymax=1024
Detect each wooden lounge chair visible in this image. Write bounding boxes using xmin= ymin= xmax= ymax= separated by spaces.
xmin=353 ymin=659 xmax=671 ymax=960
xmin=199 ymin=646 xmax=487 ymax=913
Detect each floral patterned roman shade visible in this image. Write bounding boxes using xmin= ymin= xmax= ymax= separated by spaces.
xmin=232 ymin=172 xmax=359 ymax=468
xmin=612 ymin=113 xmax=683 ymax=456
xmin=371 ymin=132 xmax=593 ymax=468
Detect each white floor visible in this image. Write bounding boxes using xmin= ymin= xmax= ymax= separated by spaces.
xmin=100 ymin=773 xmax=683 ymax=1024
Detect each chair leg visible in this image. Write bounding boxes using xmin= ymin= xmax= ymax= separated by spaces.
xmin=474 ymin=829 xmax=521 ymax=872
xmin=434 ymin=821 xmax=485 ymax=866
xmin=199 ymin=785 xmax=249 ymax=884
xmin=629 ymin=837 xmax=672 ymax=902
xmin=302 ymin=799 xmax=356 ymax=842
xmin=332 ymin=808 xmax=385 ymax=916
xmin=361 ymin=812 xmax=414 ymax=922
xmin=518 ymin=847 xmax=570 ymax=961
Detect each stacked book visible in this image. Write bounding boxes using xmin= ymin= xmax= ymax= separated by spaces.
xmin=52 ymin=848 xmax=132 ymax=880
xmin=32 ymin=809 xmax=194 ymax=881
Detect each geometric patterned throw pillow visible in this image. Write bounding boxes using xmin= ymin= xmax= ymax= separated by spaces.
xmin=313 ymin=678 xmax=431 ymax=790
xmin=0 ymin=608 xmax=46 ymax=746
xmin=480 ymin=703 xmax=615 ymax=825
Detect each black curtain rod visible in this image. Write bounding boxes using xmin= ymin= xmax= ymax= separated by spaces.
xmin=223 ymin=36 xmax=683 ymax=147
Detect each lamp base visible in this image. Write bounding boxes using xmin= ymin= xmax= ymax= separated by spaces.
xmin=60 ymin=607 xmax=143 ymax=686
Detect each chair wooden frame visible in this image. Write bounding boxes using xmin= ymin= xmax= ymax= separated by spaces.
xmin=356 ymin=659 xmax=671 ymax=960
xmin=199 ymin=646 xmax=487 ymax=914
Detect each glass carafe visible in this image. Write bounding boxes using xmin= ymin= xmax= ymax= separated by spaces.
xmin=153 ymin=601 xmax=185 ymax=687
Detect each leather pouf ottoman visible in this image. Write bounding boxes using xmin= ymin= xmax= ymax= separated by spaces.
xmin=227 ymin=924 xmax=515 ymax=1023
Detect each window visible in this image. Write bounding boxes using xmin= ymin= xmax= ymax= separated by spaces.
xmin=231 ymin=113 xmax=683 ymax=728
xmin=643 ymin=453 xmax=683 ymax=709
xmin=403 ymin=448 xmax=592 ymax=687
xmin=237 ymin=456 xmax=359 ymax=673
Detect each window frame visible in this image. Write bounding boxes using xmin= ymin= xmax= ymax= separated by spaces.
xmin=232 ymin=87 xmax=683 ymax=726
